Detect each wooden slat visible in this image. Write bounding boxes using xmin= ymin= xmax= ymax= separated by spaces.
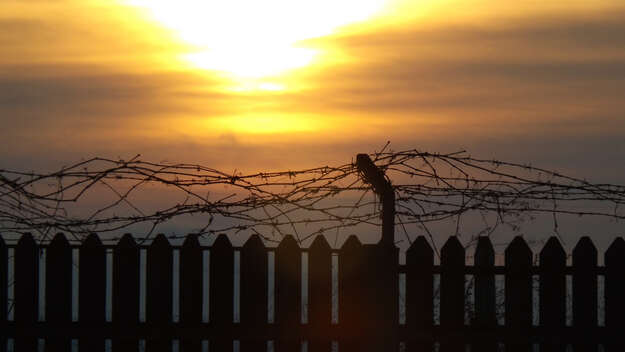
xmin=14 ymin=233 xmax=38 ymax=352
xmin=473 ymin=236 xmax=496 ymax=352
xmin=240 ymin=235 xmax=267 ymax=352
xmin=338 ymin=235 xmax=365 ymax=352
xmin=112 ymin=233 xmax=139 ymax=351
xmin=406 ymin=236 xmax=434 ymax=352
xmin=209 ymin=234 xmax=234 ymax=352
xmin=46 ymin=233 xmax=72 ymax=352
xmin=307 ymin=235 xmax=331 ymax=352
xmin=539 ymin=236 xmax=566 ymax=352
xmin=0 ymin=235 xmax=7 ymax=352
xmin=439 ymin=236 xmax=465 ymax=352
xmin=179 ymin=234 xmax=202 ymax=352
xmin=504 ymin=236 xmax=532 ymax=352
xmin=368 ymin=241 xmax=399 ymax=352
xmin=572 ymin=237 xmax=597 ymax=352
xmin=605 ymin=237 xmax=625 ymax=352
xmin=274 ymin=235 xmax=301 ymax=352
xmin=79 ymin=233 xmax=106 ymax=352
xmin=146 ymin=234 xmax=173 ymax=352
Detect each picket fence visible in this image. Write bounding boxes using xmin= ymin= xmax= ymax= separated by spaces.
xmin=0 ymin=232 xmax=624 ymax=351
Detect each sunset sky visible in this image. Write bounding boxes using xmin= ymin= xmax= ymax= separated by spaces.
xmin=2 ymin=0 xmax=624 ymax=178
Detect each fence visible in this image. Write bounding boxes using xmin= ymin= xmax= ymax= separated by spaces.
xmin=0 ymin=232 xmax=624 ymax=351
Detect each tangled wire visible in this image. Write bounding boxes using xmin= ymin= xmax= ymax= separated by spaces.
xmin=1 ymin=146 xmax=624 ymax=249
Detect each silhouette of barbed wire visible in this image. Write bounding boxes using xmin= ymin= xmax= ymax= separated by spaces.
xmin=1 ymin=148 xmax=624 ymax=246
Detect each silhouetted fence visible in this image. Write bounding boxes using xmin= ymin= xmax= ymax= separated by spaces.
xmin=0 ymin=232 xmax=624 ymax=351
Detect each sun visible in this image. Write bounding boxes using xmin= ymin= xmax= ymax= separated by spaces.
xmin=123 ymin=0 xmax=386 ymax=78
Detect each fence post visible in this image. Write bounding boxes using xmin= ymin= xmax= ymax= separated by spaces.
xmin=0 ymin=235 xmax=7 ymax=352
xmin=79 ymin=233 xmax=106 ymax=352
xmin=240 ymin=235 xmax=267 ymax=352
xmin=179 ymin=234 xmax=203 ymax=351
xmin=473 ymin=236 xmax=497 ymax=351
xmin=210 ymin=234 xmax=235 ymax=351
xmin=46 ymin=233 xmax=72 ymax=351
xmin=14 ymin=233 xmax=38 ymax=352
xmin=274 ymin=235 xmax=301 ymax=352
xmin=572 ymin=237 xmax=597 ymax=351
xmin=406 ymin=236 xmax=434 ymax=351
xmin=440 ymin=236 xmax=465 ymax=352
xmin=308 ymin=235 xmax=331 ymax=352
xmin=112 ymin=234 xmax=139 ymax=351
xmin=146 ymin=234 xmax=173 ymax=352
xmin=539 ymin=236 xmax=566 ymax=352
xmin=605 ymin=237 xmax=625 ymax=352
xmin=504 ymin=236 xmax=532 ymax=352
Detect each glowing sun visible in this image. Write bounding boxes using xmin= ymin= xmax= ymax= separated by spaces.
xmin=124 ymin=0 xmax=386 ymax=78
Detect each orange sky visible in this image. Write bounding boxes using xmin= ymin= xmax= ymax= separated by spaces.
xmin=1 ymin=0 xmax=625 ymax=178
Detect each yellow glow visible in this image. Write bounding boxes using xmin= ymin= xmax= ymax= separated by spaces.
xmin=213 ymin=114 xmax=321 ymax=134
xmin=122 ymin=0 xmax=386 ymax=78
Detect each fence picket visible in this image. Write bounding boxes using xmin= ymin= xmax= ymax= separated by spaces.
xmin=572 ymin=237 xmax=597 ymax=351
xmin=180 ymin=234 xmax=202 ymax=352
xmin=274 ymin=235 xmax=301 ymax=352
xmin=440 ymin=236 xmax=465 ymax=352
xmin=112 ymin=233 xmax=139 ymax=351
xmin=146 ymin=234 xmax=173 ymax=352
xmin=46 ymin=233 xmax=72 ymax=351
xmin=605 ymin=237 xmax=625 ymax=352
xmin=307 ymin=235 xmax=331 ymax=352
xmin=240 ymin=235 xmax=267 ymax=352
xmin=504 ymin=236 xmax=532 ymax=352
xmin=0 ymin=236 xmax=7 ymax=352
xmin=473 ymin=236 xmax=496 ymax=352
xmin=406 ymin=236 xmax=434 ymax=352
xmin=14 ymin=233 xmax=38 ymax=352
xmin=79 ymin=233 xmax=106 ymax=352
xmin=539 ymin=237 xmax=566 ymax=352
xmin=338 ymin=235 xmax=364 ymax=352
xmin=209 ymin=234 xmax=234 ymax=352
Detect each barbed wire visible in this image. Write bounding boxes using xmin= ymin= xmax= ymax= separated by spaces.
xmin=1 ymin=147 xmax=624 ymax=247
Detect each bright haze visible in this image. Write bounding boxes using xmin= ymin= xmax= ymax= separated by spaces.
xmin=2 ymin=1 xmax=625 ymax=226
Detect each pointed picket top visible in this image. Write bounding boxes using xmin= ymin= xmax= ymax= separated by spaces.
xmin=540 ymin=236 xmax=566 ymax=268
xmin=117 ymin=233 xmax=137 ymax=249
xmin=82 ymin=233 xmax=102 ymax=248
xmin=441 ymin=236 xmax=464 ymax=267
xmin=182 ymin=234 xmax=200 ymax=249
xmin=505 ymin=236 xmax=532 ymax=268
xmin=475 ymin=236 xmax=494 ymax=267
xmin=17 ymin=232 xmax=36 ymax=247
xmin=605 ymin=237 xmax=625 ymax=266
xmin=407 ymin=236 xmax=434 ymax=259
xmin=309 ymin=235 xmax=331 ymax=252
xmin=277 ymin=234 xmax=299 ymax=252
xmin=572 ymin=236 xmax=597 ymax=267
xmin=341 ymin=234 xmax=362 ymax=252
xmin=212 ymin=233 xmax=233 ymax=250
xmin=149 ymin=233 xmax=171 ymax=250
xmin=49 ymin=232 xmax=70 ymax=249
xmin=242 ymin=234 xmax=265 ymax=251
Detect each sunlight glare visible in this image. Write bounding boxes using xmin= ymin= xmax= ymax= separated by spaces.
xmin=123 ymin=0 xmax=386 ymax=78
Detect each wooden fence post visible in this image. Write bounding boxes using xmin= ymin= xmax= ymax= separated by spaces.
xmin=112 ymin=234 xmax=139 ymax=351
xmin=210 ymin=234 xmax=235 ymax=351
xmin=275 ymin=235 xmax=301 ymax=352
xmin=179 ymin=234 xmax=203 ymax=351
xmin=539 ymin=236 xmax=566 ymax=352
xmin=307 ymin=235 xmax=331 ymax=352
xmin=572 ymin=237 xmax=597 ymax=351
xmin=440 ymin=236 xmax=465 ymax=352
xmin=79 ymin=233 xmax=106 ymax=352
xmin=46 ymin=233 xmax=72 ymax=351
xmin=605 ymin=237 xmax=625 ymax=352
xmin=14 ymin=233 xmax=38 ymax=352
xmin=473 ymin=236 xmax=496 ymax=352
xmin=338 ymin=235 xmax=364 ymax=352
xmin=406 ymin=236 xmax=434 ymax=351
xmin=0 ymin=235 xmax=7 ymax=352
xmin=146 ymin=234 xmax=173 ymax=352
xmin=240 ymin=235 xmax=267 ymax=352
xmin=504 ymin=236 xmax=532 ymax=352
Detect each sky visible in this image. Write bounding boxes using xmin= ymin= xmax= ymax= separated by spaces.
xmin=1 ymin=0 xmax=625 ymax=250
